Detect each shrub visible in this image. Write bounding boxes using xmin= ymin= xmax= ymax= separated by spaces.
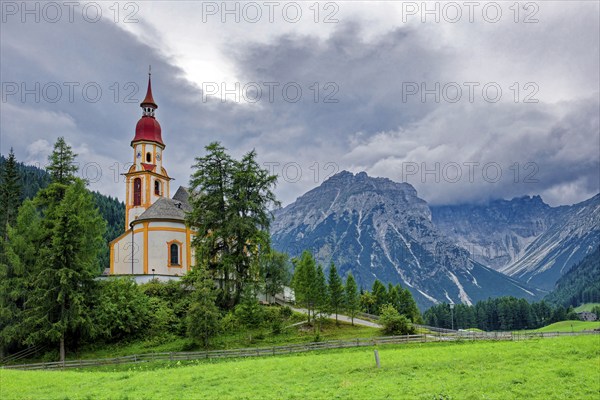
xmin=92 ymin=278 xmax=151 ymax=342
xmin=280 ymin=306 xmax=293 ymax=320
xmin=380 ymin=304 xmax=416 ymax=335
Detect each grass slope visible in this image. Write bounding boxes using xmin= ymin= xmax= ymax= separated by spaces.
xmin=2 ymin=336 xmax=598 ymax=399
xmin=69 ymin=319 xmax=380 ymax=361
xmin=575 ymin=303 xmax=600 ymax=312
xmin=531 ymin=320 xmax=600 ymax=333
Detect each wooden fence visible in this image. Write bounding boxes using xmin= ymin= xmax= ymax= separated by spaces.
xmin=3 ymin=330 xmax=598 ymax=371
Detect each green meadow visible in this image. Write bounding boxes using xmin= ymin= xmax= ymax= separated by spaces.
xmin=2 ymin=335 xmax=598 ymax=400
xmin=574 ymin=303 xmax=600 ymax=312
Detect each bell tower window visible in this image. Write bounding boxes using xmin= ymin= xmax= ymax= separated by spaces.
xmin=146 ymin=152 xmax=152 ymax=163
xmin=155 ymin=180 xmax=161 ymax=196
xmin=133 ymin=178 xmax=142 ymax=206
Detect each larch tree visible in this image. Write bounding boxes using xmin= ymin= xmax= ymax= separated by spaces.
xmin=344 ymin=272 xmax=359 ymax=326
xmin=291 ymin=251 xmax=317 ymax=323
xmin=187 ymin=142 xmax=278 ymax=308
xmin=327 ymin=262 xmax=344 ymax=325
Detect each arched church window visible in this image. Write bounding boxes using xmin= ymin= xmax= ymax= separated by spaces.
xmin=170 ymin=243 xmax=180 ymax=266
xmin=146 ymin=152 xmax=152 ymax=163
xmin=133 ymin=178 xmax=141 ymax=206
xmin=155 ymin=180 xmax=161 ymax=196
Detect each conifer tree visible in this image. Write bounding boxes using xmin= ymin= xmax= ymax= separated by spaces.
xmin=24 ymin=179 xmax=105 ymax=362
xmin=371 ymin=279 xmax=388 ymax=314
xmin=314 ymin=264 xmax=329 ymax=317
xmin=327 ymin=262 xmax=344 ymax=324
xmin=46 ymin=137 xmax=78 ymax=185
xmin=344 ymin=272 xmax=359 ymax=326
xmin=0 ymin=148 xmax=22 ymax=242
xmin=0 ymin=200 xmax=41 ymax=358
xmin=188 ymin=142 xmax=278 ymax=307
xmin=291 ymin=251 xmax=317 ymax=323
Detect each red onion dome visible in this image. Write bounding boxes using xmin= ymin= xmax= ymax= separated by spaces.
xmin=133 ymin=116 xmax=163 ymax=145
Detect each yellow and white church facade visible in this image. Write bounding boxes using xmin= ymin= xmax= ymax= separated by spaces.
xmin=109 ymin=73 xmax=194 ymax=279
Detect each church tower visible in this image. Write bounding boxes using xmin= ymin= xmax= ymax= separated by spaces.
xmin=124 ymin=70 xmax=172 ymax=229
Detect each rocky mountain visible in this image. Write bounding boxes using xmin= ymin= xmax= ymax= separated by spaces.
xmin=432 ymin=194 xmax=600 ymax=291
xmin=271 ymin=171 xmax=542 ymax=309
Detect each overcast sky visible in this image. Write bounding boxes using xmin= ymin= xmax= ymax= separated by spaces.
xmin=1 ymin=1 xmax=598 ymax=206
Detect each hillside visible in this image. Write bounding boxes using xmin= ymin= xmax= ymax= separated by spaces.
xmin=544 ymin=246 xmax=600 ymax=307
xmin=271 ymin=171 xmax=541 ymax=309
xmin=0 ymin=155 xmax=125 ymax=270
xmin=432 ymin=194 xmax=600 ymax=290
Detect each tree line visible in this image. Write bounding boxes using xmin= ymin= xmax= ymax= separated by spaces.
xmin=423 ymin=296 xmax=582 ymax=331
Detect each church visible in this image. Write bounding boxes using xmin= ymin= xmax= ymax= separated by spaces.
xmin=109 ymin=73 xmax=195 ymax=280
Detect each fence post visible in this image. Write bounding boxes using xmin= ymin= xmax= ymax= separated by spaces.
xmin=374 ymin=350 xmax=381 ymax=368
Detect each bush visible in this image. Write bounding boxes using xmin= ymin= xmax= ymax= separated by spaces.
xmin=280 ymin=306 xmax=293 ymax=320
xmin=146 ymin=297 xmax=177 ymax=338
xmin=92 ymin=278 xmax=151 ymax=342
xmin=380 ymin=304 xmax=416 ymax=335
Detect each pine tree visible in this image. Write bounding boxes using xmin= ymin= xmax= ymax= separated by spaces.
xmin=344 ymin=272 xmax=359 ymax=326
xmin=0 ymin=148 xmax=22 ymax=242
xmin=24 ymin=179 xmax=105 ymax=362
xmin=46 ymin=137 xmax=78 ymax=185
xmin=397 ymin=287 xmax=422 ymax=323
xmin=186 ymin=267 xmax=221 ymax=348
xmin=327 ymin=262 xmax=344 ymax=325
xmin=0 ymin=200 xmax=41 ymax=357
xmin=371 ymin=279 xmax=388 ymax=314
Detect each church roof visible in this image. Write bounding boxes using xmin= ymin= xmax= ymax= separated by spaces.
xmin=134 ymin=186 xmax=191 ymax=224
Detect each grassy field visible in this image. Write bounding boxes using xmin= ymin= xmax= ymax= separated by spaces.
xmin=2 ymin=335 xmax=598 ymax=399
xmin=575 ymin=303 xmax=600 ymax=312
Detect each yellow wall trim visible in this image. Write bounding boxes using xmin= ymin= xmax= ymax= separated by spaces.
xmin=143 ymin=222 xmax=149 ymax=274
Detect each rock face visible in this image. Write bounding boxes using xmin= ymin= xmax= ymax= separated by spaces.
xmin=432 ymin=194 xmax=600 ymax=291
xmin=271 ymin=171 xmax=541 ymax=309
xmin=431 ymin=196 xmax=556 ymax=271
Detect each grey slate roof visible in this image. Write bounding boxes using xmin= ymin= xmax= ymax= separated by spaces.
xmin=134 ymin=186 xmax=191 ymax=223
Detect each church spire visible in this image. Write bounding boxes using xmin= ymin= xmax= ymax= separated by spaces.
xmin=141 ymin=65 xmax=157 ymax=116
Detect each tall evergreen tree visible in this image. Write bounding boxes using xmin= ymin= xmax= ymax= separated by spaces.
xmin=327 ymin=262 xmax=344 ymax=324
xmin=291 ymin=251 xmax=317 ymax=323
xmin=371 ymin=279 xmax=388 ymax=314
xmin=188 ymin=142 xmax=278 ymax=307
xmin=344 ymin=272 xmax=359 ymax=326
xmin=24 ymin=179 xmax=105 ymax=362
xmin=0 ymin=200 xmax=41 ymax=358
xmin=46 ymin=137 xmax=78 ymax=185
xmin=0 ymin=148 xmax=22 ymax=242
xmin=314 ymin=265 xmax=329 ymax=317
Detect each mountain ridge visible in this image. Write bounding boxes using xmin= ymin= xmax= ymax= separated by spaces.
xmin=271 ymin=170 xmax=543 ymax=309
